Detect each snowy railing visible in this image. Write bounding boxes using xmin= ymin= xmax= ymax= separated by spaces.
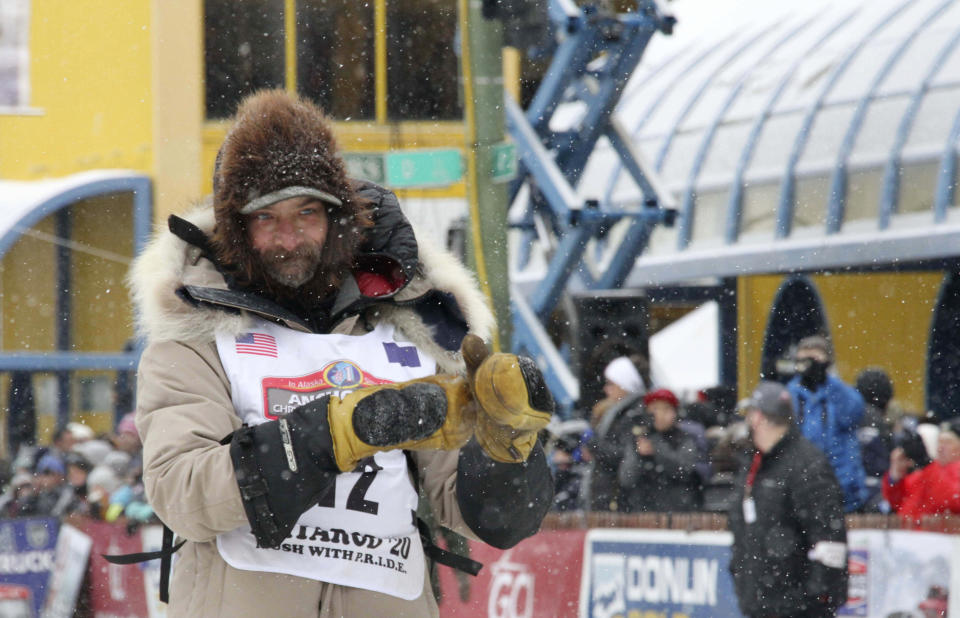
xmin=540 ymin=511 xmax=960 ymax=533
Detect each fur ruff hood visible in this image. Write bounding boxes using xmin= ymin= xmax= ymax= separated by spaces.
xmin=127 ymin=204 xmax=495 ymax=373
xmin=210 ymin=91 xmax=373 ymax=299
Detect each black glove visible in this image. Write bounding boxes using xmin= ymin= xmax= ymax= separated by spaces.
xmin=456 ymin=438 xmax=553 ymax=549
xmin=229 ymin=372 xmax=477 ymax=548
xmin=229 ymin=397 xmax=339 ymax=549
xmin=353 ymin=180 xmax=418 ymax=285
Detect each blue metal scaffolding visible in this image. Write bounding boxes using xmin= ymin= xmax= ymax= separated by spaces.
xmin=507 ymin=0 xmax=676 ymax=412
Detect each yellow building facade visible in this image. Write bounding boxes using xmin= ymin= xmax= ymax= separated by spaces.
xmin=0 ymin=0 xmax=486 ymax=448
xmin=737 ymin=272 xmax=944 ymax=414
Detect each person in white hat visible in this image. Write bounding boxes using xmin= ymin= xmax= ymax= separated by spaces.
xmin=583 ymin=355 xmax=648 ymax=511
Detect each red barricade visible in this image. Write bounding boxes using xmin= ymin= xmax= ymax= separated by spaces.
xmin=437 ymin=529 xmax=587 ymax=618
xmin=73 ymin=519 xmax=151 ymax=617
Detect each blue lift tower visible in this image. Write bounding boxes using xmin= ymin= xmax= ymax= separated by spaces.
xmin=506 ymin=0 xmax=676 ymax=416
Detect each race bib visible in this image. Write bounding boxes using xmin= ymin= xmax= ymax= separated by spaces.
xmin=214 ymin=320 xmax=436 ymax=599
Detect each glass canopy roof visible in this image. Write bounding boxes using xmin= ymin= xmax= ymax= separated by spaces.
xmin=573 ymin=0 xmax=960 ymax=283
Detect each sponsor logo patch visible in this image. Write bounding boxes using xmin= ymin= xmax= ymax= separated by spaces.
xmin=262 ymin=361 xmax=393 ymax=419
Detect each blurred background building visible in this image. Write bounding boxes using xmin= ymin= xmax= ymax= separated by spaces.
xmin=1 ymin=0 xmax=960 ymax=453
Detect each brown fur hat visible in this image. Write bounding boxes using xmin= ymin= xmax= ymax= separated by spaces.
xmin=210 ymin=89 xmax=371 ymax=298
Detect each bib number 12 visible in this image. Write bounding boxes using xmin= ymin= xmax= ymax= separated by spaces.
xmin=316 ymin=458 xmax=384 ymax=515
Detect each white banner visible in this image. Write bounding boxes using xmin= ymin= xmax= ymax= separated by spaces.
xmin=140 ymin=526 xmax=169 ymax=618
xmin=840 ymin=529 xmax=959 ymax=618
xmin=40 ymin=524 xmax=91 ymax=618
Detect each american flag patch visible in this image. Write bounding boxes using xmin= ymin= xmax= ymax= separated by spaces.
xmin=235 ymin=333 xmax=278 ymax=358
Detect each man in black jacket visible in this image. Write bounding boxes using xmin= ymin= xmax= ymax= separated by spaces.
xmin=728 ymin=381 xmax=848 ymax=618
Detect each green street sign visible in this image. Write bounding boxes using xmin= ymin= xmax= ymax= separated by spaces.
xmin=342 ymin=153 xmax=386 ymax=185
xmin=490 ymin=141 xmax=517 ymax=184
xmin=385 ymin=149 xmax=463 ymax=188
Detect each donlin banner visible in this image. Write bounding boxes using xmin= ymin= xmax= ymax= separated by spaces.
xmin=581 ymin=529 xmax=741 ymax=618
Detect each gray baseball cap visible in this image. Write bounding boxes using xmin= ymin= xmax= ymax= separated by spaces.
xmin=744 ymin=381 xmax=794 ymax=420
xmin=239 ymin=186 xmax=343 ymax=214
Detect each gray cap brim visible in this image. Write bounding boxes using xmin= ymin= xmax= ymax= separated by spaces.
xmin=240 ymin=186 xmax=343 ymax=214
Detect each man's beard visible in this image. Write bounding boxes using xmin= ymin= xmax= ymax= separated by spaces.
xmin=258 ymin=242 xmax=323 ymax=288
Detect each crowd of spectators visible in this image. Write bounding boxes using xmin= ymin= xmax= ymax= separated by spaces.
xmin=0 ymin=333 xmax=954 ymax=529
xmin=0 ymin=413 xmax=154 ymax=526
xmin=545 ymin=334 xmax=952 ymax=524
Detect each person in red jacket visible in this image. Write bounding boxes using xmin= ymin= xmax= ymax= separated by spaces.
xmin=883 ymin=417 xmax=960 ymax=526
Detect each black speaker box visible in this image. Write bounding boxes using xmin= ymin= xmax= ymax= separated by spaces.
xmin=570 ymin=292 xmax=649 ymax=410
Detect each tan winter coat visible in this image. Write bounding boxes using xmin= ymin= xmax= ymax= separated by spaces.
xmin=128 ymin=206 xmax=495 ymax=617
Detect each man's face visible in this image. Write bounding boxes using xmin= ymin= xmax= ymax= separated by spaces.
xmin=67 ymin=465 xmax=87 ymax=488
xmin=937 ymin=431 xmax=960 ymax=465
xmin=796 ymin=347 xmax=829 ymax=365
xmin=745 ymin=408 xmax=761 ymax=443
xmin=34 ymin=472 xmax=63 ymax=491
xmin=115 ymin=431 xmax=140 ymax=454
xmin=55 ymin=433 xmax=76 ymax=452
xmin=602 ymin=380 xmax=629 ymax=402
xmin=649 ymin=400 xmax=677 ymax=433
xmin=247 ymin=197 xmax=329 ymax=288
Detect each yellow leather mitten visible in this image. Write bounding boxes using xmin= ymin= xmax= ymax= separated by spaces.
xmin=461 ymin=334 xmax=555 ymax=463
xmin=327 ymin=374 xmax=477 ymax=472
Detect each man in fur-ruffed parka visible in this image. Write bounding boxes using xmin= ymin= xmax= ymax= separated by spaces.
xmin=128 ymin=90 xmax=554 ymax=618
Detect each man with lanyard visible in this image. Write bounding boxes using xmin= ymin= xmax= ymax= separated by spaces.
xmin=729 ymin=381 xmax=848 ymax=618
xmin=129 ymin=90 xmax=554 ymax=617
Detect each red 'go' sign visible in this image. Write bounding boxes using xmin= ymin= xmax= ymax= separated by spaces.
xmin=437 ymin=529 xmax=586 ymax=618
